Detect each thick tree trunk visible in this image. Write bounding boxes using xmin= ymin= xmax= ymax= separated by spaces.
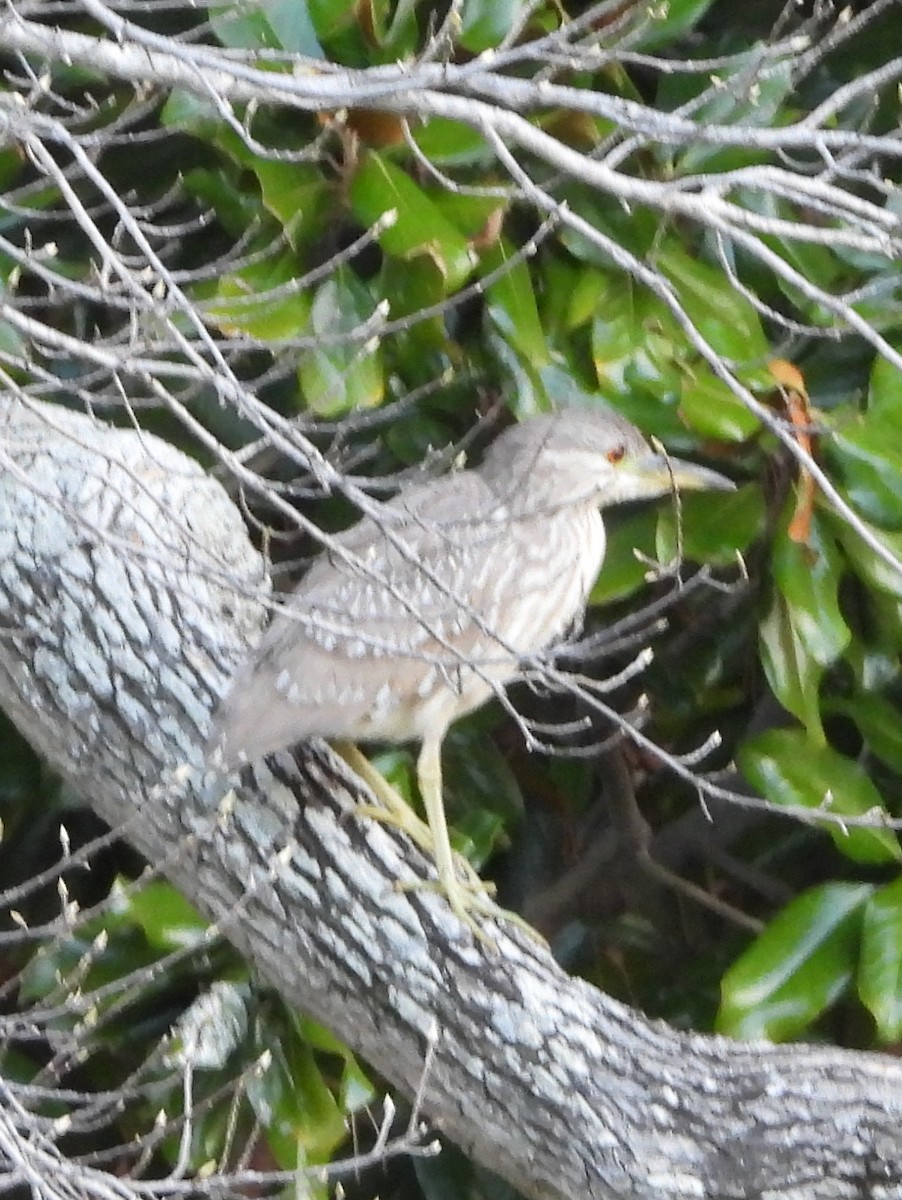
xmin=1 ymin=397 xmax=901 ymax=1200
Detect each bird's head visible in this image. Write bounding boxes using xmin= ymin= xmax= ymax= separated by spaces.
xmin=479 ymin=406 xmax=734 ymax=510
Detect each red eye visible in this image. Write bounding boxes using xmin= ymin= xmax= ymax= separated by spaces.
xmin=606 ymin=445 xmax=625 ymax=464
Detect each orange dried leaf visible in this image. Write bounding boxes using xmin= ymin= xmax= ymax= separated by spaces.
xmin=768 ymin=360 xmax=816 ymax=545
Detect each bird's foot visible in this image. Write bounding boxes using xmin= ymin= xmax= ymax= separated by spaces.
xmin=396 ymin=875 xmax=547 ymax=951
xmin=333 ymin=741 xmax=545 ymax=950
xmin=355 ymin=802 xmax=489 ymax=892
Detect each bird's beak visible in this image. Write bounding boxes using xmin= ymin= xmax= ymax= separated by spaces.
xmin=629 ymin=453 xmax=736 ymax=495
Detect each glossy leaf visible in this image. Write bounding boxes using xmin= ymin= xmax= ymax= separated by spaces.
xmin=183 ymin=167 xmax=259 ymax=236
xmin=630 ymin=0 xmax=715 ymax=50
xmin=210 ymin=0 xmax=324 ymax=56
xmin=657 ymin=244 xmax=770 ymax=364
xmin=656 ymin=484 xmax=764 ymax=566
xmin=858 ymin=877 xmax=902 ymax=1042
xmin=826 ymin=417 xmax=902 ymax=530
xmin=717 ymin=882 xmax=872 ymax=1041
xmin=248 ymin=1035 xmax=344 ymax=1170
xmin=591 ymin=282 xmax=686 ymax=420
xmin=350 ymin=152 xmax=477 ymax=290
xmin=590 ymin=509 xmax=659 ymax=605
xmin=414 ymin=118 xmax=492 ymax=166
xmin=772 ymin=516 xmax=850 ymax=667
xmin=306 ymin=0 xmax=356 ymax=40
xmin=208 ymin=253 xmax=310 ymax=339
xmin=254 ymin=161 xmax=330 ymax=249
xmin=759 ymin=514 xmax=850 ymax=741
xmin=482 ymin=240 xmax=551 ymax=367
xmin=759 ymin=592 xmax=825 ymax=741
xmin=123 ymin=881 xmax=208 ymax=952
xmin=739 ymin=729 xmax=902 ymax=865
xmin=262 ymin=0 xmax=324 ymax=54
xmin=835 ymin=520 xmax=902 ymax=601
xmin=869 ymin=350 xmax=902 ymax=423
xmin=433 ymin=192 xmax=504 ymax=241
xmin=564 ymin=266 xmax=607 ymax=331
xmin=297 ymin=1016 xmax=375 ymax=1112
xmin=830 ymin=692 xmax=902 ymax=775
xmin=678 ymin=371 xmax=761 ymax=442
xmin=459 ymin=0 xmax=528 ymax=52
xmin=298 ymin=269 xmax=384 ymax=414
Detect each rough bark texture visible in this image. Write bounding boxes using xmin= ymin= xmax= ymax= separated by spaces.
xmin=2 ymin=397 xmax=901 ymax=1200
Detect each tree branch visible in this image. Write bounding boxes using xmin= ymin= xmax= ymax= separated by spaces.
xmin=3 ymin=396 xmax=902 ymax=1200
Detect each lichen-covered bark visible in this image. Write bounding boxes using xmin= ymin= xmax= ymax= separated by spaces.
xmin=1 ymin=397 xmax=901 ymax=1200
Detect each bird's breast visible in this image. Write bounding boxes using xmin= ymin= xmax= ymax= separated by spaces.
xmin=496 ymin=502 xmax=606 ymax=654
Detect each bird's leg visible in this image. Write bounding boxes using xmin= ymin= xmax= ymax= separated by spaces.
xmin=332 ymin=741 xmax=434 ymax=855
xmin=334 ymin=741 xmax=489 ymax=892
xmin=336 ymin=739 xmax=545 ymax=948
xmin=413 ymin=736 xmax=546 ymax=948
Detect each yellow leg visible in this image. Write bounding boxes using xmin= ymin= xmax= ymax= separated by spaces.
xmin=333 ymin=741 xmax=434 ymax=854
xmin=414 ymin=736 xmax=546 ymax=948
xmin=333 ymin=741 xmax=488 ymax=891
xmin=334 ymin=739 xmax=545 ymax=948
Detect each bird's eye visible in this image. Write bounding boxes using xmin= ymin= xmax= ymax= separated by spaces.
xmin=606 ymin=445 xmax=626 ymax=464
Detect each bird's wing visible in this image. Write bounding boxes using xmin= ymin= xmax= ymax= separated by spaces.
xmin=209 ymin=473 xmax=517 ymax=762
xmin=296 ymin=472 xmax=508 ymax=628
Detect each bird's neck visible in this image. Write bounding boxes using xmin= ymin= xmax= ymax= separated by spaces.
xmin=486 ymin=470 xmax=605 ymax=517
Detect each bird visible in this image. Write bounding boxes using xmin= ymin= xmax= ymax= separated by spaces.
xmin=208 ymin=405 xmax=734 ymax=937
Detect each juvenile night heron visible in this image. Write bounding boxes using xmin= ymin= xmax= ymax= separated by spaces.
xmin=209 ymin=407 xmax=733 ymax=934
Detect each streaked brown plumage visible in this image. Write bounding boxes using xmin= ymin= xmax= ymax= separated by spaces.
xmin=209 ymin=407 xmax=733 ymax=935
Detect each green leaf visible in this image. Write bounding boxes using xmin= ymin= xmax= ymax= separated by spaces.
xmin=869 ymin=351 xmax=902 ymax=423
xmin=161 ymin=89 xmax=222 ymax=138
xmin=591 ymin=280 xmax=685 ymax=413
xmin=298 ymin=271 xmax=384 ymax=415
xmin=459 ymin=0 xmax=530 ymax=52
xmin=564 ymin=267 xmax=607 ymax=332
xmin=297 ymin=1016 xmax=374 ymax=1112
xmin=678 ymin=371 xmax=762 ymax=442
xmin=482 ymin=240 xmax=551 ymax=367
xmin=433 ymin=192 xmax=502 ymax=240
xmin=657 ymin=243 xmax=770 ymax=364
xmin=739 ymin=729 xmax=902 ymax=865
xmin=834 ymin=521 xmax=902 ymax=600
xmin=249 ymin=1040 xmax=342 ymax=1169
xmin=350 ymin=152 xmax=477 ymax=290
xmin=413 ymin=118 xmax=491 ymax=167
xmin=826 ymin=417 xmax=902 ymax=530
xmin=758 ymin=514 xmax=850 ymax=741
xmin=306 ymin=0 xmax=357 ymax=41
xmin=759 ymin=593 xmax=825 ymax=741
xmin=183 ymin=167 xmax=259 ymax=235
xmin=263 ymin=0 xmax=324 ymax=54
xmin=656 ymin=484 xmax=764 ymax=566
xmin=859 ymin=877 xmax=902 ymax=1042
xmin=123 ymin=881 xmax=208 ymax=952
xmin=207 ymin=252 xmax=309 ymax=338
xmin=829 ymin=692 xmax=902 ymax=775
xmin=772 ymin=516 xmax=850 ymax=668
xmin=589 ymin=509 xmax=659 ymax=605
xmin=717 ymin=882 xmax=872 ymax=1041
xmin=630 ymin=0 xmax=715 ymax=50
xmin=210 ymin=0 xmax=324 ymax=56
xmin=254 ymin=161 xmax=330 ymax=249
